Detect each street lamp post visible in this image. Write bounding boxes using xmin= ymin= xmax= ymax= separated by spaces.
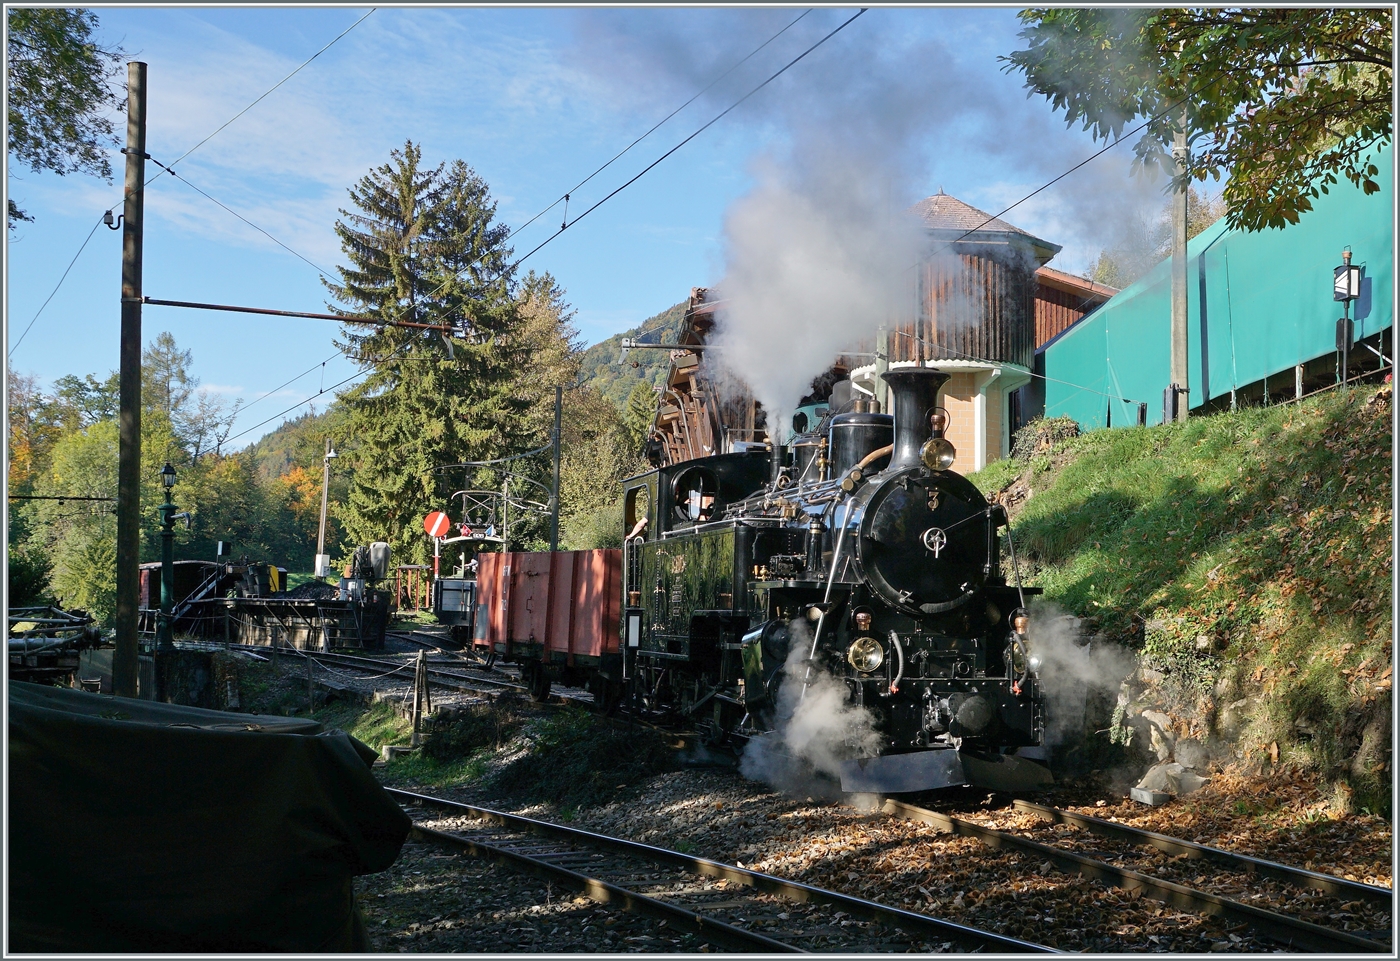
xmin=315 ymin=439 xmax=337 ymax=579
xmin=157 ymin=462 xmax=177 ymax=653
xmin=1334 ymin=248 xmax=1362 ymax=387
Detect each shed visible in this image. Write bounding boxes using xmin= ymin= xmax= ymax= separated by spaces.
xmin=1042 ymin=146 xmax=1393 ymax=428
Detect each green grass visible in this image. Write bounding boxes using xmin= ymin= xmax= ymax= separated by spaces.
xmin=314 ymin=699 xmax=412 ymax=750
xmin=311 ymin=696 xmax=680 ymax=808
xmin=968 ymin=387 xmax=1392 ymax=811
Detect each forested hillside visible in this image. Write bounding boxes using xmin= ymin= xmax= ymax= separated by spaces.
xmin=576 ymin=300 xmax=685 ymax=407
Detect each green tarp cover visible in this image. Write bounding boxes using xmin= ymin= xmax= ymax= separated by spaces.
xmin=8 ymin=681 xmax=412 ymax=953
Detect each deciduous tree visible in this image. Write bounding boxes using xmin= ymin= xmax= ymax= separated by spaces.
xmin=1004 ymin=8 xmax=1392 ymax=231
xmin=6 ymin=7 xmax=125 ymax=226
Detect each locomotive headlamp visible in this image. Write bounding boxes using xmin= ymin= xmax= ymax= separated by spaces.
xmin=1011 ymin=609 xmax=1031 ymax=635
xmin=920 ymin=437 xmax=957 ymax=471
xmin=1028 ymin=655 xmax=1042 ymax=672
xmin=847 ymin=636 xmax=885 ymax=673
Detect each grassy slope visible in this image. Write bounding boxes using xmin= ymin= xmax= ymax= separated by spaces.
xmin=969 ymin=386 xmax=1392 ymax=810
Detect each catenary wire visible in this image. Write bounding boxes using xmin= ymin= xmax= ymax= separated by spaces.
xmin=235 ymin=352 xmax=344 ymax=417
xmin=234 ymin=14 xmax=855 ymax=440
xmin=372 ymin=9 xmax=825 ymax=333
xmin=509 ymin=8 xmax=868 ymax=272
xmin=164 ymin=9 xmax=376 ymax=173
xmin=8 ymin=215 xmax=105 ymax=357
xmin=148 ymin=155 xmax=335 ymax=278
xmin=917 ymin=71 xmax=1232 ymax=267
xmin=9 ymin=11 xmax=374 ymax=358
xmin=221 ymin=340 xmax=413 ymax=447
xmin=508 ymin=8 xmax=814 ymax=242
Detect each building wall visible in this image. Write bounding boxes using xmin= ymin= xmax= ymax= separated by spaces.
xmin=1044 ymin=145 xmax=1393 ymax=429
xmin=1035 ymin=279 xmax=1103 ymax=346
xmin=934 ymin=371 xmax=1009 ymax=474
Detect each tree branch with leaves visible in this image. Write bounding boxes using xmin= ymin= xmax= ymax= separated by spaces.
xmin=6 ymin=7 xmax=126 ymax=227
xmin=1003 ymin=8 xmax=1392 ymax=231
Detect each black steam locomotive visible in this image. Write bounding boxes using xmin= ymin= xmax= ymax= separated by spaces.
xmin=620 ymin=368 xmax=1049 ymax=793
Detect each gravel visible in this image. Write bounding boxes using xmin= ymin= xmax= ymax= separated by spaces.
xmin=342 ymin=632 xmax=1392 ymax=954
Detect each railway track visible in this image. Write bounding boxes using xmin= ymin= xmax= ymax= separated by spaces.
xmin=883 ymin=798 xmax=1391 ymax=953
xmin=389 ymin=788 xmax=1056 ymax=954
xmin=305 ymin=649 xmax=529 ymax=696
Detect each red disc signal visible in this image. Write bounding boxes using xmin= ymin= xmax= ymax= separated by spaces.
xmin=423 ymin=511 xmax=451 ymax=538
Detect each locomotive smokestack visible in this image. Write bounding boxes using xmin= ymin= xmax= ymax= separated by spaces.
xmin=882 ymin=367 xmax=950 ymax=472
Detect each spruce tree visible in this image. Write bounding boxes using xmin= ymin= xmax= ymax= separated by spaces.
xmin=325 ymin=141 xmax=541 ymax=564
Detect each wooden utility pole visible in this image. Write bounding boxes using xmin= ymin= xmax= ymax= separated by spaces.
xmin=549 ymin=385 xmax=562 ymax=551
xmin=1169 ymin=121 xmax=1189 ymax=422
xmin=113 ymin=62 xmax=148 ymax=698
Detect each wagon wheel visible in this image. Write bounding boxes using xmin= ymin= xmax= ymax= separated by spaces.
xmin=589 ymin=675 xmax=625 ymax=717
xmin=523 ymin=660 xmax=551 ymax=702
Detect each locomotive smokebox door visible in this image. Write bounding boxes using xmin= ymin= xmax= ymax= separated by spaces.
xmin=858 ymin=474 xmax=988 ymax=616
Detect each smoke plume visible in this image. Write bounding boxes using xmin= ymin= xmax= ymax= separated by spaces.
xmin=1026 ymin=600 xmax=1137 ymax=746
xmin=739 ymin=619 xmax=883 ymax=797
xmin=566 ymin=9 xmax=1171 ymax=423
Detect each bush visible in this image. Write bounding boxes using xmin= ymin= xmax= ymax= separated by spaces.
xmin=1011 ymin=415 xmax=1080 ymax=461
xmin=424 ymin=703 xmax=525 ymax=761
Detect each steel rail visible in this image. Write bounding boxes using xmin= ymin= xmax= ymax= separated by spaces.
xmin=390 ymin=788 xmax=1055 ymax=953
xmin=408 ymin=822 xmax=802 ymax=953
xmin=882 ymin=799 xmax=1389 ymax=954
xmin=1013 ymin=800 xmax=1394 ymax=906
xmin=305 ymin=649 xmax=527 ymax=694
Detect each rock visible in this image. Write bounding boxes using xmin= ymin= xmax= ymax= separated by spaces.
xmin=1135 ymin=762 xmax=1180 ymax=793
xmin=1140 ymin=710 xmax=1175 ymax=761
xmin=1136 ymin=761 xmax=1210 ymax=797
xmin=1174 ymin=738 xmax=1209 ymax=771
xmin=1194 ymin=635 xmax=1213 ymax=652
xmin=1130 ymin=787 xmax=1170 ymax=806
xmin=1139 ymin=666 xmax=1165 ymax=686
xmin=1217 ymin=697 xmax=1257 ymax=741
xmin=1174 ymin=770 xmax=1210 ymax=795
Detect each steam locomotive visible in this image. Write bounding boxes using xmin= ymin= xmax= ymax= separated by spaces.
xmin=620 ymin=367 xmax=1049 ymax=793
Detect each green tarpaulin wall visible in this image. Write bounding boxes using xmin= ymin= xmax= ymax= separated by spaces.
xmin=1045 ymin=145 xmax=1393 ymax=428
xmin=8 ymin=681 xmax=411 ymax=953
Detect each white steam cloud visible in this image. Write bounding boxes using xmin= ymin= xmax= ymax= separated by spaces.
xmin=709 ymin=160 xmax=925 ymax=441
xmin=567 ymin=10 xmax=1171 ymax=436
xmin=1027 ymin=600 xmax=1137 ymax=746
xmin=740 ymin=619 xmax=883 ymax=797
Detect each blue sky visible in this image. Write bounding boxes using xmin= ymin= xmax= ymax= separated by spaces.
xmin=6 ymin=6 xmax=1170 ymax=447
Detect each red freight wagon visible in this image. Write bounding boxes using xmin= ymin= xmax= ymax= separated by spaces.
xmin=474 ymin=550 xmax=623 ymax=706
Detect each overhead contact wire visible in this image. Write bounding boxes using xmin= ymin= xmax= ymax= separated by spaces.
xmin=510 ymin=8 xmax=868 ymax=271
xmin=8 ymin=10 xmax=375 ymax=357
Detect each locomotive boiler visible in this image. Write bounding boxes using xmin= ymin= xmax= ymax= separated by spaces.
xmin=620 ymin=367 xmax=1049 ymax=793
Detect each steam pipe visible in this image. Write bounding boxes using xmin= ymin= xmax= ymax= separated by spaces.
xmin=853 ymin=444 xmax=894 ymax=473
xmin=882 ymin=367 xmax=950 ymax=471
xmin=799 ymin=498 xmax=855 ymax=704
xmin=886 ymin=629 xmax=904 ymax=695
xmin=769 ymin=443 xmax=789 ymax=488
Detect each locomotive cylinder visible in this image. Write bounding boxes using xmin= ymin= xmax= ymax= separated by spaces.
xmin=827 ymin=411 xmax=894 ymax=478
xmin=882 ymin=367 xmax=951 ymax=471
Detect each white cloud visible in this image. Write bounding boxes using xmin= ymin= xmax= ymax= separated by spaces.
xmin=199 ymin=383 xmax=245 ymax=396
